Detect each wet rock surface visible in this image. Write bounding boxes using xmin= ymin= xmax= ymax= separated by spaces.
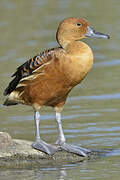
xmin=0 ymin=132 xmax=86 ymax=168
xmin=0 ymin=132 xmax=114 ymax=168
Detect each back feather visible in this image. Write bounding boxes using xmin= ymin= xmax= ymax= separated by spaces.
xmin=3 ymin=47 xmax=59 ymax=96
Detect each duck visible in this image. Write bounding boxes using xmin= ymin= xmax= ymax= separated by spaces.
xmin=3 ymin=17 xmax=110 ymax=157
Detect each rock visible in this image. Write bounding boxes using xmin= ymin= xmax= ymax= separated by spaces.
xmin=0 ymin=132 xmax=86 ymax=168
xmin=0 ymin=132 xmax=14 ymax=149
xmin=0 ymin=132 xmax=113 ymax=168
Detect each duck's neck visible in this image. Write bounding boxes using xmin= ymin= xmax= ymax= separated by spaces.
xmin=62 ymin=41 xmax=94 ymax=86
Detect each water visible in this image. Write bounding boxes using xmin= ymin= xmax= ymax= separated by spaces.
xmin=0 ymin=0 xmax=120 ymax=179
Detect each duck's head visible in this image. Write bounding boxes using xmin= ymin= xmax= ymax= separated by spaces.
xmin=57 ymin=17 xmax=110 ymax=48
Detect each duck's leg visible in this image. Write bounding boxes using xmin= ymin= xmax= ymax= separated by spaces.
xmin=55 ymin=112 xmax=66 ymax=145
xmin=32 ymin=111 xmax=58 ymax=155
xmin=55 ymin=112 xmax=91 ymax=157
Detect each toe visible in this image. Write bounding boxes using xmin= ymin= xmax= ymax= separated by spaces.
xmin=32 ymin=141 xmax=58 ymax=155
xmin=54 ymin=139 xmax=64 ymax=145
xmin=60 ymin=143 xmax=90 ymax=157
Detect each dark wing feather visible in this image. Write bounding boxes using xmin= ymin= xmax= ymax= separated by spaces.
xmin=4 ymin=48 xmax=58 ymax=96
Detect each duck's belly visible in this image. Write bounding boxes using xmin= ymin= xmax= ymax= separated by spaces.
xmin=18 ymin=68 xmax=72 ymax=107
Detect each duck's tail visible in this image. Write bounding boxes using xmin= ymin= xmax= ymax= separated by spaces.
xmin=3 ymin=76 xmax=21 ymax=96
xmin=3 ymin=98 xmax=18 ymax=106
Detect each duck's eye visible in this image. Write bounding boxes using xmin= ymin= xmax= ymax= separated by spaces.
xmin=77 ymin=23 xmax=82 ymax=27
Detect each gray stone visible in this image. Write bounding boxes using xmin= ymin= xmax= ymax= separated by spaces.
xmin=0 ymin=132 xmax=86 ymax=168
xmin=0 ymin=132 xmax=113 ymax=168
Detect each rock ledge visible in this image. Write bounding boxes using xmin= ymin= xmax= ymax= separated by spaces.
xmin=0 ymin=132 xmax=86 ymax=168
xmin=0 ymin=132 xmax=113 ymax=168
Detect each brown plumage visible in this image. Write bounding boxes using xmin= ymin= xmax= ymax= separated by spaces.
xmin=3 ymin=48 xmax=57 ymax=96
xmin=3 ymin=17 xmax=109 ymax=156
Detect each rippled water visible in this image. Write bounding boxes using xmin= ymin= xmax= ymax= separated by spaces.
xmin=0 ymin=0 xmax=120 ymax=179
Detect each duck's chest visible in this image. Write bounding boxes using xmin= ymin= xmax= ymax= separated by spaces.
xmin=60 ymin=49 xmax=93 ymax=86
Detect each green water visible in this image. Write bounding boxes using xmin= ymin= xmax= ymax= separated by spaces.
xmin=0 ymin=0 xmax=120 ymax=179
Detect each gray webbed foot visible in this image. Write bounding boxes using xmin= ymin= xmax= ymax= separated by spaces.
xmin=32 ymin=140 xmax=59 ymax=155
xmin=60 ymin=143 xmax=91 ymax=157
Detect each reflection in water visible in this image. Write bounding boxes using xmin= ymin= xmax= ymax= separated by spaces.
xmin=0 ymin=168 xmax=68 ymax=180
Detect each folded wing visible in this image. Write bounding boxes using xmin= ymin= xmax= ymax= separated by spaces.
xmin=4 ymin=48 xmax=59 ymax=96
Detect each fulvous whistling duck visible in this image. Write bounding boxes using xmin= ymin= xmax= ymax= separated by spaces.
xmin=3 ymin=17 xmax=110 ymax=157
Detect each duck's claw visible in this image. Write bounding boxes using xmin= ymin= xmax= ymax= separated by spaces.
xmin=32 ymin=140 xmax=59 ymax=155
xmin=60 ymin=143 xmax=91 ymax=157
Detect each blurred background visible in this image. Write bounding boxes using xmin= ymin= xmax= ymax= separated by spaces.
xmin=0 ymin=0 xmax=120 ymax=179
